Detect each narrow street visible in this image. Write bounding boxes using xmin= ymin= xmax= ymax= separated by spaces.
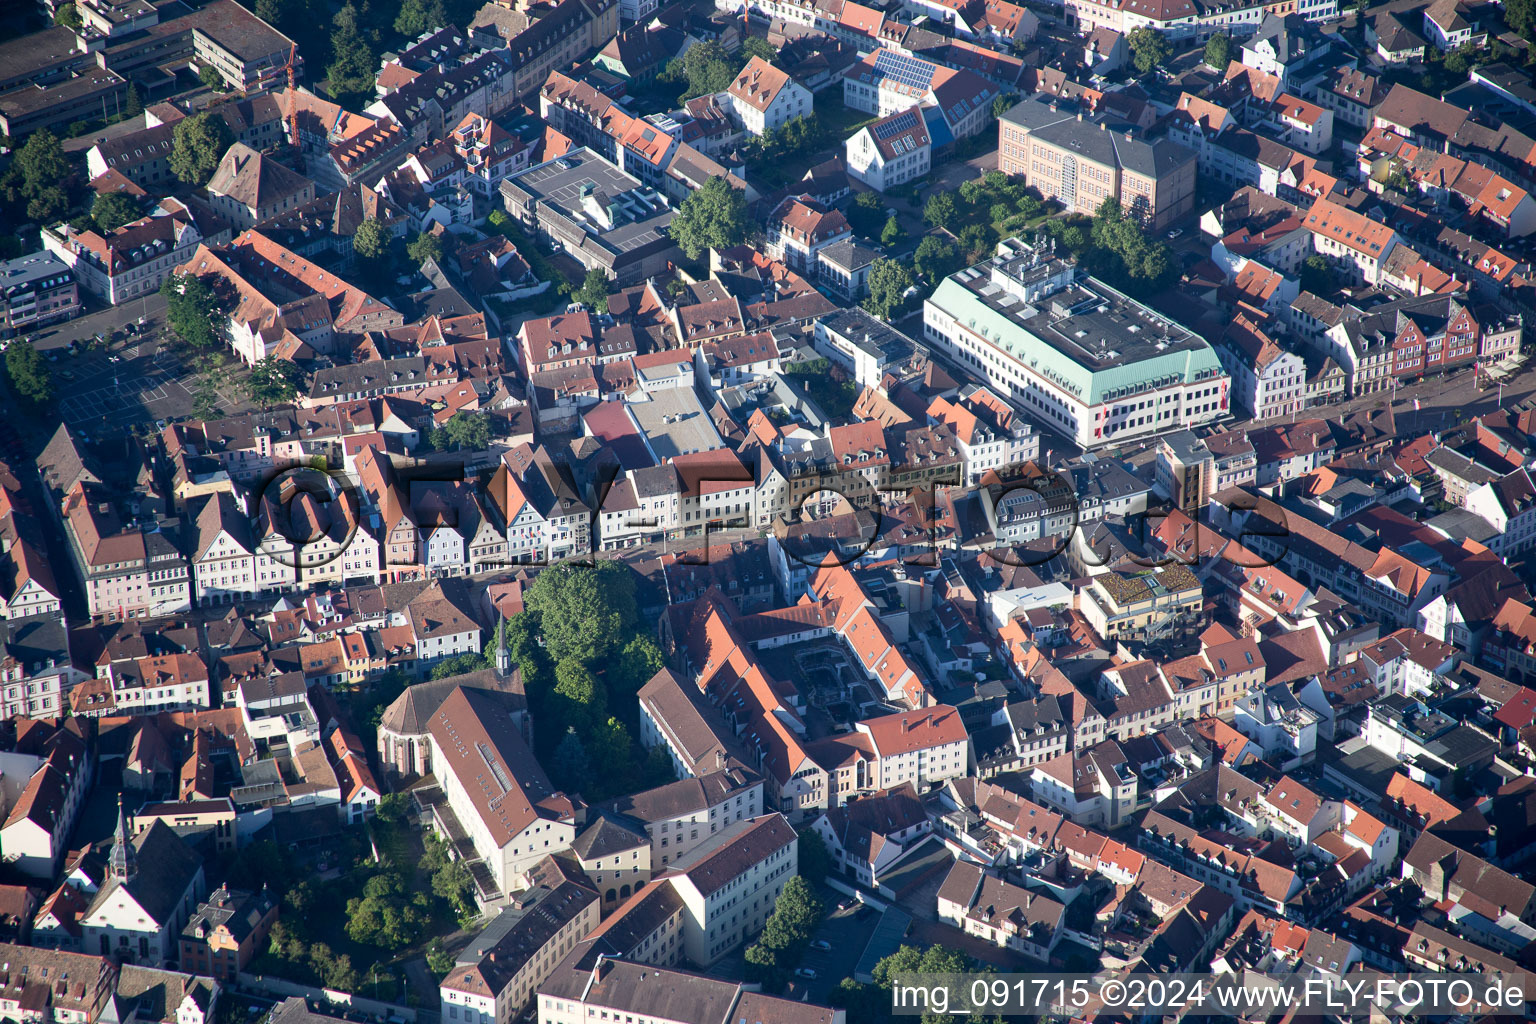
xmin=0 ymin=375 xmax=89 ymax=624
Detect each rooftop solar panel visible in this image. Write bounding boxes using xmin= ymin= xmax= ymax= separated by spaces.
xmin=873 ymin=49 xmax=936 ymax=90
xmin=873 ymin=109 xmax=919 ymax=140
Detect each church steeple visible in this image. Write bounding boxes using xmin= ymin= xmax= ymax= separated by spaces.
xmin=109 ymin=793 xmax=136 ymax=883
xmin=494 ymin=613 xmax=510 ymax=677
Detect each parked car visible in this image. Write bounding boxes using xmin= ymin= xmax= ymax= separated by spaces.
xmin=795 ymin=968 xmax=817 ymax=979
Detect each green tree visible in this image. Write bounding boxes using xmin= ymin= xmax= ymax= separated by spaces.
xmin=991 ymin=92 xmax=1018 ymax=120
xmin=669 ymin=175 xmax=750 ymax=260
xmin=124 ymin=84 xmax=143 ymax=117
xmin=679 ymin=40 xmax=736 ymax=100
xmin=425 ymin=941 xmax=456 ymax=980
xmin=830 ymin=978 xmax=888 ymax=1024
xmin=406 ymin=230 xmax=444 ymax=266
xmin=54 ymin=3 xmax=82 ymax=30
xmin=913 ymin=236 xmax=957 ymax=281
xmin=880 ymin=215 xmax=904 ymax=247
xmin=16 ymin=130 xmax=68 ymax=191
xmin=199 ymin=65 xmax=226 ymax=91
xmin=864 ymin=257 xmax=913 ymax=319
xmin=344 ymin=870 xmax=430 ymax=951
xmin=442 ymin=411 xmax=491 ymax=450
xmin=871 ymin=945 xmax=993 ymax=1024
xmin=1299 ymin=253 xmax=1333 ymax=296
xmin=571 ymin=267 xmax=611 ymax=313
xmin=326 ymin=955 xmax=359 ymax=993
xmin=551 ymin=658 xmax=606 ymax=735
xmin=744 ymin=876 xmax=823 ymax=988
xmin=585 ymin=717 xmax=637 ymax=796
xmin=428 ymin=848 xmax=477 ymax=923
xmin=5 ymin=341 xmax=53 ymax=405
xmin=394 ymin=0 xmax=447 ymax=36
xmin=353 ymin=216 xmax=388 ymax=262
xmin=924 ymin=191 xmax=956 ymax=230
xmin=609 ymin=633 xmax=664 ymax=701
xmin=1128 ymin=26 xmax=1171 ymax=75
xmin=3 ymin=129 xmax=70 ymax=222
xmin=486 ymin=208 xmax=512 ymax=234
xmin=430 ymin=651 xmax=490 ymax=679
xmin=958 ymin=180 xmax=985 ymax=208
xmin=640 ymin=745 xmax=677 ymax=788
xmin=244 ymin=356 xmax=304 ymax=407
xmin=1508 ymin=0 xmax=1536 ymax=38
xmin=797 ymin=828 xmax=832 ymax=884
xmin=27 ymin=186 xmax=68 ymax=224
xmin=956 ymin=223 xmax=991 ymax=261
xmin=742 ymin=36 xmax=778 ymax=64
xmin=170 ymin=111 xmax=235 ymax=186
xmin=847 ymin=191 xmax=886 ymax=237
xmin=1204 ymin=33 xmax=1232 ymax=71
xmin=327 ymin=3 xmax=377 ymax=110
xmin=161 ymin=272 xmax=225 ymax=350
xmin=552 ymin=728 xmax=592 ymax=793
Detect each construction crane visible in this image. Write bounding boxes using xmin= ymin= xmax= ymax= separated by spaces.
xmin=283 ymin=43 xmax=302 ymax=169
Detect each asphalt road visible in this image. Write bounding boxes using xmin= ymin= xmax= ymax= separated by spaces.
xmin=1229 ymin=359 xmax=1536 ymax=436
xmin=25 ymin=291 xmax=167 ymax=353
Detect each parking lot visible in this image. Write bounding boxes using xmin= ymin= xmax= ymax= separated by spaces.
xmin=788 ymin=901 xmax=886 ymax=1003
xmin=53 ymin=334 xmax=202 ymax=437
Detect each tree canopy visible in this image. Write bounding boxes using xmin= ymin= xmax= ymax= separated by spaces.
xmin=924 ymin=191 xmax=956 ymax=230
xmin=353 ymin=217 xmax=389 ymax=262
xmin=847 ymin=191 xmax=886 ymax=237
xmin=3 ymin=130 xmax=71 ymax=223
xmin=394 ymin=0 xmax=447 ymax=36
xmin=161 ymin=272 xmax=225 ymax=350
xmin=92 ymin=192 xmax=142 ymax=233
xmin=244 ymin=357 xmax=304 ymax=408
xmin=741 ymin=37 xmax=778 ymax=64
xmin=833 ymin=945 xmax=1000 ymax=1024
xmin=1080 ymin=197 xmax=1174 ymax=297
xmin=170 ymin=112 xmax=235 ymax=186
xmin=502 ymin=561 xmax=662 ymax=799
xmin=913 ymin=236 xmax=959 ymax=282
xmin=672 ymin=41 xmax=739 ymax=101
xmin=427 ymin=411 xmax=492 ymax=451
xmin=864 ymin=258 xmax=914 ymax=320
xmin=669 ymin=175 xmax=749 ymax=260
xmin=5 ymin=342 xmax=53 ymax=406
xmin=406 ymin=230 xmax=443 ymax=266
xmin=571 ymin=268 xmax=611 ymax=313
xmin=326 ymin=3 xmax=377 ymax=111
xmin=1128 ymin=26 xmax=1170 ymax=75
xmin=744 ymin=877 xmax=823 ymax=990
xmin=1203 ymin=34 xmax=1232 ymax=72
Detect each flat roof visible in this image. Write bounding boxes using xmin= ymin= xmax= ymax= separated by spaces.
xmin=818 ymin=306 xmax=918 ymax=363
xmin=0 ymin=69 xmax=125 ymax=119
xmin=0 ymin=26 xmax=82 ymax=86
xmin=626 ymin=387 xmax=722 ymax=461
xmin=186 ymin=0 xmax=295 ymax=62
xmin=928 ymin=259 xmax=1225 ymax=406
xmin=505 ymin=148 xmax=674 ymax=257
xmin=1 ymin=251 xmax=73 ymax=291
